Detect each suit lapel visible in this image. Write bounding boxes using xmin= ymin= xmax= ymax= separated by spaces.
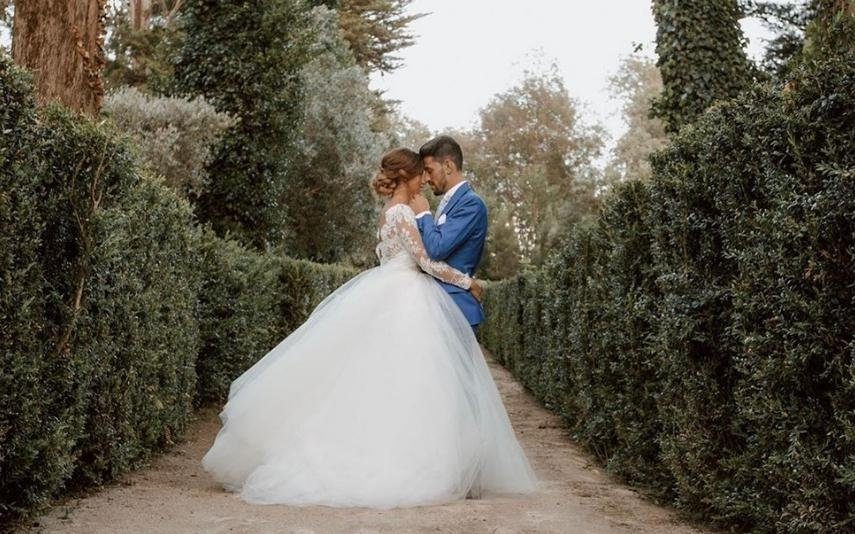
xmin=440 ymin=182 xmax=471 ymax=218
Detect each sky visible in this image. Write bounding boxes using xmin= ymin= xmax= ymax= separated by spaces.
xmin=369 ymin=0 xmax=784 ymax=147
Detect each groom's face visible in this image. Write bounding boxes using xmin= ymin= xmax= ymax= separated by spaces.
xmin=422 ymin=156 xmax=449 ymax=196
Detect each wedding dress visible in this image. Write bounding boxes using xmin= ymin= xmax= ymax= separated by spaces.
xmin=202 ymin=203 xmax=538 ymax=508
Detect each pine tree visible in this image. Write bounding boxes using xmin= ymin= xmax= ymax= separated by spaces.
xmin=337 ymin=0 xmax=423 ymax=73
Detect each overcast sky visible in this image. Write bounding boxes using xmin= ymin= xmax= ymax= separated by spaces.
xmin=370 ymin=0 xmax=785 ymax=146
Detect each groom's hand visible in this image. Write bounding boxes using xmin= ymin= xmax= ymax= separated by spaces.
xmin=409 ymin=193 xmax=430 ymax=215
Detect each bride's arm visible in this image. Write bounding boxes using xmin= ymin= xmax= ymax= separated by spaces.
xmin=391 ymin=205 xmax=473 ymax=290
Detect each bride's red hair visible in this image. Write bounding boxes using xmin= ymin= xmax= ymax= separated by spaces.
xmin=371 ymin=148 xmax=424 ymax=197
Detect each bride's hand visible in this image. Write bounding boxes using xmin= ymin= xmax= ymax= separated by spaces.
xmin=409 ymin=193 xmax=430 ymax=214
xmin=469 ymin=278 xmax=484 ymax=302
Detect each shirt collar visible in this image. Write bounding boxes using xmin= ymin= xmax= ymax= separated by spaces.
xmin=442 ymin=180 xmax=468 ymax=203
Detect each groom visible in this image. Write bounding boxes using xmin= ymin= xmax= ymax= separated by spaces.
xmin=409 ymin=135 xmax=489 ymax=333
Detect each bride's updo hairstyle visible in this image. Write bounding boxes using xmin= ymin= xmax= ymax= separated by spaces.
xmin=371 ymin=148 xmax=424 ymax=197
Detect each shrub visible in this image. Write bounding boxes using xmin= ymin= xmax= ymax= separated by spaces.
xmin=480 ymin=55 xmax=854 ymax=532
xmin=194 ymin=231 xmax=359 ymax=403
xmin=194 ymin=231 xmax=283 ymax=404
xmin=102 ymin=87 xmax=235 ymax=199
xmin=0 ymin=54 xmax=70 ymax=525
xmin=0 ymin=56 xmax=201 ymax=523
xmin=72 ymin=170 xmax=202 ymax=485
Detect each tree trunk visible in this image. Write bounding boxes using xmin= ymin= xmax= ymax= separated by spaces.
xmin=817 ymin=0 xmax=855 ymax=23
xmin=12 ymin=0 xmax=106 ymax=117
xmin=130 ymin=0 xmax=151 ymax=31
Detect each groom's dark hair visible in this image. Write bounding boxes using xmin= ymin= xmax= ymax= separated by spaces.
xmin=419 ymin=135 xmax=463 ymax=172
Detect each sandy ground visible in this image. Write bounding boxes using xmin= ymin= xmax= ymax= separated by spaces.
xmin=30 ymin=351 xmax=713 ymax=534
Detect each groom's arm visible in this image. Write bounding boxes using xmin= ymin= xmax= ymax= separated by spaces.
xmin=416 ymin=197 xmax=486 ymax=261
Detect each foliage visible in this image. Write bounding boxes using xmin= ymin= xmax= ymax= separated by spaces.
xmin=744 ymin=0 xmax=854 ymax=79
xmin=0 ymin=1 xmax=10 ymax=35
xmin=604 ymin=54 xmax=668 ymax=184
xmin=336 ymin=0 xmax=423 ymax=73
xmin=71 ymin=167 xmax=202 ymax=486
xmin=103 ymin=2 xmax=184 ymax=93
xmin=0 ymin=54 xmax=202 ymax=524
xmin=195 ymin=230 xmax=358 ymax=403
xmin=283 ymin=6 xmax=388 ymax=266
xmin=170 ymin=0 xmax=317 ymax=249
xmin=480 ymin=54 xmax=854 ymax=532
xmin=0 ymin=52 xmax=360 ymax=526
xmin=651 ymin=0 xmax=754 ymax=133
xmin=193 ymin=231 xmax=281 ymax=404
xmin=465 ymin=66 xmax=604 ymax=276
xmin=103 ymin=87 xmax=235 ymax=199
xmin=387 ymin=111 xmax=432 ymax=151
xmin=743 ymin=0 xmax=814 ymax=78
xmin=800 ymin=0 xmax=855 ymax=63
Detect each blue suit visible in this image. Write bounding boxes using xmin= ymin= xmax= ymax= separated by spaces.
xmin=416 ymin=182 xmax=488 ymax=327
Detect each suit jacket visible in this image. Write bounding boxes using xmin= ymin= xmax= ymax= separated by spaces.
xmin=416 ymin=182 xmax=488 ymax=326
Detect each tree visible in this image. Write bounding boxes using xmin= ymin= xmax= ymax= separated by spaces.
xmin=467 ymin=66 xmax=604 ymax=273
xmin=0 ymin=1 xmax=11 ymax=27
xmin=12 ymin=0 xmax=106 ymax=116
xmin=651 ymin=0 xmax=754 ymax=133
xmin=103 ymin=0 xmax=183 ymax=92
xmin=102 ymin=87 xmax=235 ymax=200
xmin=282 ymin=6 xmax=388 ymax=265
xmin=337 ymin=0 xmax=423 ymax=73
xmin=744 ymin=0 xmax=854 ymax=78
xmin=170 ymin=0 xmax=316 ymax=249
xmin=604 ymin=54 xmax=668 ymax=184
xmin=744 ymin=0 xmax=814 ymax=77
xmin=388 ymin=111 xmax=432 ymax=152
xmin=801 ymin=0 xmax=855 ymax=59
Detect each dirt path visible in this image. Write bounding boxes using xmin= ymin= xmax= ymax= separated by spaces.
xmin=31 ymin=351 xmax=712 ymax=534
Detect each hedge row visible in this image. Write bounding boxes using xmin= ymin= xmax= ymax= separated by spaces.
xmin=480 ymin=55 xmax=854 ymax=532
xmin=0 ymin=56 xmax=358 ymax=526
xmin=0 ymin=55 xmax=203 ymax=521
xmin=195 ymin=235 xmax=357 ymax=404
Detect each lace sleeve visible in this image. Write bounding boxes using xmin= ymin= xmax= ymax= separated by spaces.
xmin=388 ymin=205 xmax=472 ymax=289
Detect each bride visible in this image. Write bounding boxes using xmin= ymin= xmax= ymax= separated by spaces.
xmin=202 ymin=148 xmax=539 ymax=508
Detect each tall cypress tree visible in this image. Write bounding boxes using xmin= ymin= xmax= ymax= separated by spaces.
xmin=170 ymin=0 xmax=316 ymax=248
xmin=651 ymin=0 xmax=754 ymax=133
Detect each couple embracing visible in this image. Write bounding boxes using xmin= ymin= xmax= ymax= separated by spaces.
xmin=202 ymin=136 xmax=538 ymax=508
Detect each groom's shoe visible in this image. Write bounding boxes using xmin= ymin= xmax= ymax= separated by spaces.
xmin=465 ymin=484 xmax=483 ymax=500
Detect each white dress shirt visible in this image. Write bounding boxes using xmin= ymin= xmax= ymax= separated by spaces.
xmin=416 ymin=180 xmax=468 ymax=220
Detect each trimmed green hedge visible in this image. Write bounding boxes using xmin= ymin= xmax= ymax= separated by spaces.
xmin=481 ymin=55 xmax=854 ymax=532
xmin=0 ymin=55 xmax=360 ymax=526
xmin=0 ymin=54 xmax=203 ymax=519
xmin=195 ymin=233 xmax=357 ymax=403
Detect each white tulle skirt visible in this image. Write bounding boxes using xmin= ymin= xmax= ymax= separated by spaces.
xmin=202 ymin=255 xmax=539 ymax=508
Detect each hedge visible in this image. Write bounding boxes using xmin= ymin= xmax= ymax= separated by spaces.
xmin=0 ymin=55 xmax=360 ymax=526
xmin=195 ymin=232 xmax=357 ymax=404
xmin=0 ymin=54 xmax=203 ymax=521
xmin=480 ymin=55 xmax=854 ymax=532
